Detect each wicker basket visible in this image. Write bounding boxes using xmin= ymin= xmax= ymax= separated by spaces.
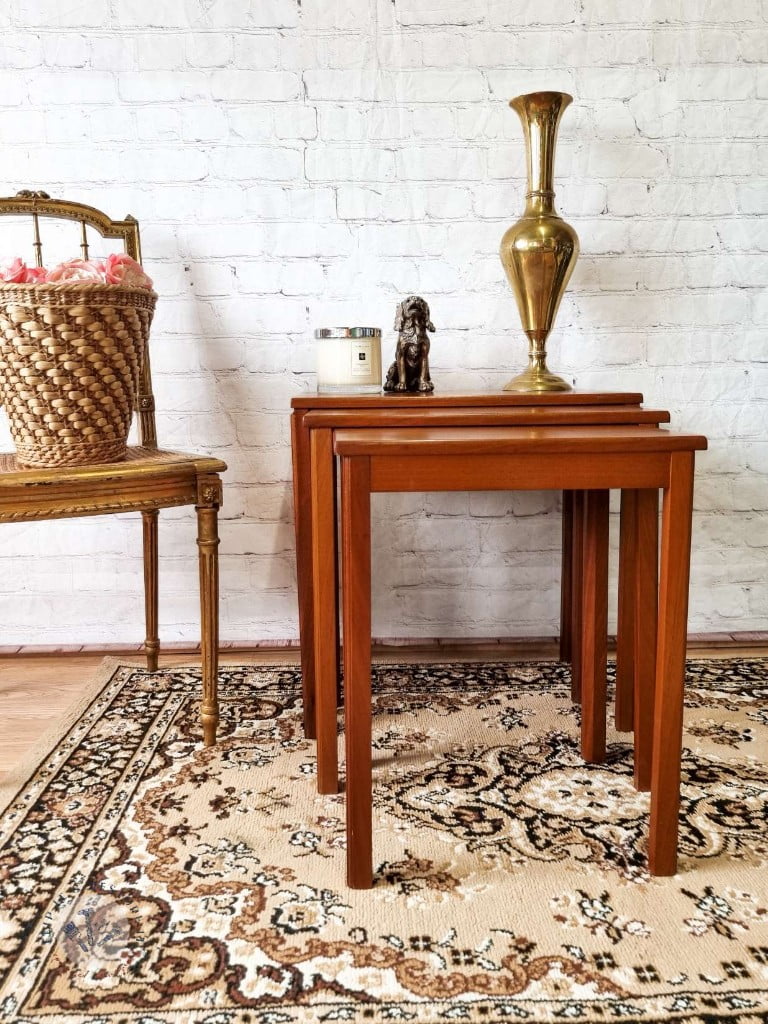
xmin=0 ymin=281 xmax=157 ymax=468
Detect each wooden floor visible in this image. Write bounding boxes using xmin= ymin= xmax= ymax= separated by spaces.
xmin=0 ymin=649 xmax=296 ymax=780
xmin=1 ymin=640 xmax=766 ymax=782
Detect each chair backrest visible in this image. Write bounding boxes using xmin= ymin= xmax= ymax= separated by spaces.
xmin=0 ymin=190 xmax=158 ymax=448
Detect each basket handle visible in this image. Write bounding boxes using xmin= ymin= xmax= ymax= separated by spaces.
xmin=80 ymin=220 xmax=89 ymax=261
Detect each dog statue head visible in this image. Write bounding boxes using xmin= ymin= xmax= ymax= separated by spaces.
xmin=394 ymin=295 xmax=435 ymax=335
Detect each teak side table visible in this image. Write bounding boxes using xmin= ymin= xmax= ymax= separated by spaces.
xmin=334 ymin=424 xmax=707 ymax=888
xmin=290 ymin=391 xmax=671 ymax=794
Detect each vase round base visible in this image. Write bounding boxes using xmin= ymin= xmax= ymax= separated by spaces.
xmin=503 ymin=366 xmax=572 ymax=393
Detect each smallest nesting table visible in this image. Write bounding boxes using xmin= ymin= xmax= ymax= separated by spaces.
xmin=334 ymin=425 xmax=707 ymax=888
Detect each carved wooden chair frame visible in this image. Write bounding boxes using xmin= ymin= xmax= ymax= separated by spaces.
xmin=0 ymin=191 xmax=225 ymax=745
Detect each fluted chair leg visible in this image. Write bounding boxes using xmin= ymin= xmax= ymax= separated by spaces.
xmin=197 ymin=478 xmax=221 ymax=747
xmin=142 ymin=509 xmax=160 ymax=671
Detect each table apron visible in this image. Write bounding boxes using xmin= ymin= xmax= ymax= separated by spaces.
xmin=368 ymin=452 xmax=672 ymax=492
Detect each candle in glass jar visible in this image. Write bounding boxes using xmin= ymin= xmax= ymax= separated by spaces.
xmin=315 ymin=327 xmax=382 ymax=394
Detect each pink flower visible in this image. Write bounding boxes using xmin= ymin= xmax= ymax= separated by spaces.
xmin=104 ymin=253 xmax=153 ymax=290
xmin=1 ymin=253 xmax=154 ymax=289
xmin=0 ymin=257 xmax=32 ymax=283
xmin=45 ymin=258 xmax=106 ymax=284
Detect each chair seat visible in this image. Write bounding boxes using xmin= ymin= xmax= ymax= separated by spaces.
xmin=0 ymin=445 xmax=226 ymax=478
xmin=0 ymin=446 xmax=227 ymax=523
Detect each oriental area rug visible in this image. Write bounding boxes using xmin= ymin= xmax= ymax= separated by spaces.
xmin=2 ymin=660 xmax=768 ymax=1024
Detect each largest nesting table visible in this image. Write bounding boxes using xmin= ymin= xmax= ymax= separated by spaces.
xmin=291 ymin=391 xmax=671 ymax=795
xmin=335 ymin=424 xmax=707 ymax=888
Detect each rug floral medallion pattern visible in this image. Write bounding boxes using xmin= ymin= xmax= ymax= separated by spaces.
xmin=2 ymin=660 xmax=768 ymax=1023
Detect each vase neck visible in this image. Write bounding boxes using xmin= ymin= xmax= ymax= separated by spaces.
xmin=510 ymin=92 xmax=571 ymax=217
xmin=525 ymin=191 xmax=556 ymax=216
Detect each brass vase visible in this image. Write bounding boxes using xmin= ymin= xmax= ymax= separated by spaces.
xmin=499 ymin=91 xmax=579 ymax=393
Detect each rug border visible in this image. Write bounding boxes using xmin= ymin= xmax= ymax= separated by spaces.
xmin=0 ymin=656 xmax=308 ymax=819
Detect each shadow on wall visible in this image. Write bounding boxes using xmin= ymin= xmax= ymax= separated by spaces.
xmin=158 ymin=242 xmax=296 ymax=608
xmin=371 ymin=490 xmax=563 ymax=640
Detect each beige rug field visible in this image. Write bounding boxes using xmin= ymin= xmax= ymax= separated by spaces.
xmin=1 ymin=659 xmax=767 ymax=1022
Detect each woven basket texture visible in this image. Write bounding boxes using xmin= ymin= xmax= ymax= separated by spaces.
xmin=0 ymin=281 xmax=156 ymax=468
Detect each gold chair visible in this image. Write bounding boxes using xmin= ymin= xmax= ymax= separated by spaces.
xmin=0 ymin=191 xmax=226 ymax=745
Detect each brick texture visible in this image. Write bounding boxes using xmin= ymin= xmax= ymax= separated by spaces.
xmin=0 ymin=0 xmax=765 ymax=644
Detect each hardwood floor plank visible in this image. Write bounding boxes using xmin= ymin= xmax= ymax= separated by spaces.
xmin=1 ymin=641 xmax=766 ymax=782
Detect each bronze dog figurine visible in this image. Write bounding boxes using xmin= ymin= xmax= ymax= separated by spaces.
xmin=384 ymin=295 xmax=435 ymax=394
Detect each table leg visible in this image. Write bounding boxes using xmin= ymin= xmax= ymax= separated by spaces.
xmin=559 ymin=490 xmax=574 ymax=663
xmin=648 ymin=452 xmax=694 ymax=876
xmin=570 ymin=490 xmax=585 ymax=703
xmin=581 ymin=489 xmax=609 ymax=764
xmin=341 ymin=454 xmax=373 ymax=890
xmin=311 ymin=428 xmax=340 ymax=794
xmin=633 ymin=488 xmax=659 ymax=792
xmin=333 ymin=452 xmax=341 ymax=707
xmin=615 ymin=490 xmax=637 ymax=732
xmin=291 ymin=412 xmax=316 ymax=740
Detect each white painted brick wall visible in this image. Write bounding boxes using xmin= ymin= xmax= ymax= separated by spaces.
xmin=0 ymin=0 xmax=765 ymax=645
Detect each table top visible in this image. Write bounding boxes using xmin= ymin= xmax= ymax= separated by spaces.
xmin=303 ymin=406 xmax=671 ymax=428
xmin=333 ymin=425 xmax=709 ymax=456
xmin=292 ymin=390 xmax=645 ymax=410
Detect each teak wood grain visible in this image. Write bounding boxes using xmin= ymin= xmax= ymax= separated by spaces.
xmin=615 ymin=490 xmax=638 ymax=731
xmin=291 ymin=391 xmax=671 ymax=795
xmin=570 ymin=491 xmax=585 ymax=703
xmin=341 ymin=455 xmax=373 ymax=889
xmin=580 ymin=489 xmax=609 ymax=764
xmin=310 ymin=428 xmax=340 ymax=781
xmin=648 ymin=451 xmax=696 ymax=875
xmin=332 ymin=425 xmax=706 ymax=888
xmin=633 ymin=488 xmax=660 ymax=791
xmin=292 ymin=391 xmax=646 ymax=409
xmin=333 ymin=425 xmax=703 ymax=455
xmin=559 ymin=489 xmax=575 ymax=665
xmin=302 ymin=406 xmax=671 ymax=429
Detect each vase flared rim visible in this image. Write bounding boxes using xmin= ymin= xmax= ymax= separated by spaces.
xmin=509 ymin=91 xmax=573 ymax=114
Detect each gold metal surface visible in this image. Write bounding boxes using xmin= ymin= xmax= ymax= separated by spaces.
xmin=142 ymin=509 xmax=160 ymax=671
xmin=499 ymin=92 xmax=579 ymax=393
xmin=196 ymin=475 xmax=223 ymax=747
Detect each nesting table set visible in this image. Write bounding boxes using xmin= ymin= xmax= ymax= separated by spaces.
xmin=290 ymin=391 xmax=707 ymax=888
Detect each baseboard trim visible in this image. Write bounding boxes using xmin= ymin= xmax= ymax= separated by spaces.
xmin=1 ymin=632 xmax=766 ymax=658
